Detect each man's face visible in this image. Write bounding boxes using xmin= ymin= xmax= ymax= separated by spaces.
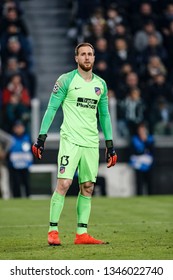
xmin=75 ymin=46 xmax=95 ymax=72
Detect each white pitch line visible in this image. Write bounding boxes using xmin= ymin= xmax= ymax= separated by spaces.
xmin=0 ymin=221 xmax=172 ymax=228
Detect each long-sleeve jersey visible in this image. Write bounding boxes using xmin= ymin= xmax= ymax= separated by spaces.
xmin=39 ymin=69 xmax=113 ymax=147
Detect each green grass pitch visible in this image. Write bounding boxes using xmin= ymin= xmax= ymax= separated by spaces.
xmin=0 ymin=195 xmax=172 ymax=260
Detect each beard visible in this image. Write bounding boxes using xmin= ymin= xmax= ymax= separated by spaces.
xmin=78 ymin=61 xmax=93 ymax=72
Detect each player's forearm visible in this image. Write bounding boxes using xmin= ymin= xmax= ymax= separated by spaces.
xmin=39 ymin=93 xmax=63 ymax=134
xmin=98 ymin=95 xmax=113 ymax=140
xmin=39 ymin=106 xmax=57 ymax=134
xmin=99 ymin=113 xmax=113 ymax=140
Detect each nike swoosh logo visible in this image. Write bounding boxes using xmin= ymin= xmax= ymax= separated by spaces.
xmin=75 ymin=87 xmax=81 ymax=90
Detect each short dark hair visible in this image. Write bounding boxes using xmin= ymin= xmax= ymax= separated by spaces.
xmin=75 ymin=42 xmax=95 ymax=55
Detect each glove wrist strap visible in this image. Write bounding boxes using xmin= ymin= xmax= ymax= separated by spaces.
xmin=105 ymin=140 xmax=113 ymax=149
xmin=38 ymin=134 xmax=47 ymax=142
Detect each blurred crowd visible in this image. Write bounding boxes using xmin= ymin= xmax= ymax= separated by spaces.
xmin=68 ymin=0 xmax=173 ymax=138
xmin=1 ymin=0 xmax=173 ymax=198
xmin=0 ymin=0 xmax=34 ymax=199
xmin=0 ymin=0 xmax=36 ymax=134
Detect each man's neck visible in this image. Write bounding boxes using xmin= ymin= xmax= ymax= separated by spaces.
xmin=78 ymin=68 xmax=93 ymax=82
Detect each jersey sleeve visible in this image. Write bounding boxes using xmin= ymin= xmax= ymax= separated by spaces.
xmin=39 ymin=74 xmax=68 ymax=134
xmin=98 ymin=81 xmax=113 ymax=140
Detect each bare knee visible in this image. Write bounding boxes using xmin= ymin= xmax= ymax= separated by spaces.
xmin=80 ymin=181 xmax=94 ymax=196
xmin=55 ymin=178 xmax=72 ymax=195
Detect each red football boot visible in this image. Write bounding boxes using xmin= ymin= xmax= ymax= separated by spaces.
xmin=74 ymin=233 xmax=107 ymax=244
xmin=48 ymin=230 xmax=61 ymax=245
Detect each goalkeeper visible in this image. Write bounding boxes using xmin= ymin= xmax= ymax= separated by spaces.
xmin=32 ymin=42 xmax=117 ymax=245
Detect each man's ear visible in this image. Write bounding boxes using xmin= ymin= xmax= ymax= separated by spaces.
xmin=75 ymin=56 xmax=78 ymax=63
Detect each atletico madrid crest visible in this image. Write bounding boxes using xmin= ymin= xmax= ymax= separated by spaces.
xmin=94 ymin=87 xmax=101 ymax=96
xmin=60 ymin=165 xmax=65 ymax=174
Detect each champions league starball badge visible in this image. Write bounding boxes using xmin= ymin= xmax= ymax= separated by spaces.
xmin=53 ymin=82 xmax=60 ymax=93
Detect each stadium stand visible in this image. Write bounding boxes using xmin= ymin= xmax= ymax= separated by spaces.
xmin=19 ymin=0 xmax=75 ymax=134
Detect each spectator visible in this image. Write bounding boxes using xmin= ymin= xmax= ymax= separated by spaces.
xmin=110 ymin=63 xmax=134 ymax=98
xmin=150 ymin=97 xmax=173 ymax=135
xmin=129 ymin=122 xmax=155 ymax=195
xmin=84 ymin=21 xmax=109 ymax=46
xmin=0 ymin=22 xmax=33 ymax=56
xmin=1 ymin=56 xmax=28 ymax=89
xmin=94 ymin=60 xmax=111 ymax=89
xmin=2 ymin=73 xmax=31 ymax=132
xmin=130 ymin=1 xmax=158 ymax=33
xmin=116 ymin=71 xmax=141 ymax=100
xmin=0 ymin=0 xmax=24 ymax=18
xmin=8 ymin=120 xmax=33 ymax=197
xmin=106 ymin=4 xmax=124 ymax=36
xmin=117 ymin=87 xmax=146 ymax=137
xmin=89 ymin=6 xmax=106 ymax=26
xmin=0 ymin=128 xmax=12 ymax=199
xmin=1 ymin=36 xmax=33 ymax=72
xmin=134 ymin=20 xmax=163 ymax=52
xmin=0 ymin=3 xmax=28 ymax=37
xmin=160 ymin=3 xmax=173 ymax=36
xmin=110 ymin=38 xmax=137 ymax=78
xmin=143 ymin=55 xmax=167 ymax=84
xmin=2 ymin=73 xmax=30 ymax=106
xmin=145 ymin=71 xmax=172 ymax=106
xmin=93 ymin=37 xmax=112 ymax=87
xmin=74 ymin=1 xmax=103 ymax=43
xmin=1 ymin=36 xmax=36 ymax=98
xmin=94 ymin=37 xmax=110 ymax=63
xmin=139 ymin=34 xmax=168 ymax=67
xmin=163 ymin=20 xmax=173 ymax=72
xmin=108 ymin=22 xmax=133 ymax=51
